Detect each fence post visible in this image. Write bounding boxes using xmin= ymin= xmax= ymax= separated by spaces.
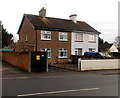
xmin=78 ymin=58 xmax=81 ymax=71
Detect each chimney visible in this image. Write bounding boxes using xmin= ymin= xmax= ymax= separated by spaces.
xmin=69 ymin=14 xmax=77 ymax=23
xmin=39 ymin=7 xmax=46 ymax=18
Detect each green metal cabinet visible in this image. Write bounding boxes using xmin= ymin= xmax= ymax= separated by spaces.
xmin=29 ymin=52 xmax=48 ymax=72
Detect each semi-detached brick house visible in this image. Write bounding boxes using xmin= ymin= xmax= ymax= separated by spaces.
xmin=15 ymin=7 xmax=100 ymax=63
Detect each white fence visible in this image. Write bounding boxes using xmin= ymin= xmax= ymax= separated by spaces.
xmin=78 ymin=59 xmax=120 ymax=71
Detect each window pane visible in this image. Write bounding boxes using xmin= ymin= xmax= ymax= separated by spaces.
xmin=78 ymin=48 xmax=82 ymax=55
xmin=75 ymin=50 xmax=77 ymax=55
xmin=60 ymin=35 xmax=64 ymax=39
xmin=75 ymin=48 xmax=82 ymax=55
xmin=60 ymin=52 xmax=64 ymax=56
xmin=59 ymin=32 xmax=68 ymax=41
xmin=76 ymin=33 xmax=83 ymax=41
xmin=59 ymin=48 xmax=67 ymax=58
xmin=89 ymin=35 xmax=95 ymax=41
xmin=41 ymin=31 xmax=51 ymax=40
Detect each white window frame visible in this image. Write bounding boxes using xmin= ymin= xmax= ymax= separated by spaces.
xmin=75 ymin=48 xmax=82 ymax=55
xmin=40 ymin=48 xmax=51 ymax=58
xmin=59 ymin=32 xmax=68 ymax=41
xmin=41 ymin=31 xmax=51 ymax=40
xmin=59 ymin=48 xmax=67 ymax=58
xmin=88 ymin=34 xmax=96 ymax=42
xmin=75 ymin=33 xmax=83 ymax=41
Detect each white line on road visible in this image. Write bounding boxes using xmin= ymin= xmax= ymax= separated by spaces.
xmin=1 ymin=75 xmax=93 ymax=80
xmin=1 ymin=77 xmax=29 ymax=79
xmin=17 ymin=87 xmax=100 ymax=97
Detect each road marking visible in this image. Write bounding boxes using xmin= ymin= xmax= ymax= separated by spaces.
xmin=2 ymin=77 xmax=29 ymax=79
xmin=1 ymin=75 xmax=85 ymax=80
xmin=17 ymin=87 xmax=100 ymax=97
xmin=2 ymin=74 xmax=100 ymax=80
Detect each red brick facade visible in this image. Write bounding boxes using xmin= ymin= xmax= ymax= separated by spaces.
xmin=15 ymin=17 xmax=36 ymax=52
xmin=15 ymin=17 xmax=71 ymax=63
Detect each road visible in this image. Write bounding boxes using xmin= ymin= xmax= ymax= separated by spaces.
xmin=2 ymin=74 xmax=118 ymax=96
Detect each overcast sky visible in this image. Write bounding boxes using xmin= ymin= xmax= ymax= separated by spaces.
xmin=0 ymin=0 xmax=119 ymax=43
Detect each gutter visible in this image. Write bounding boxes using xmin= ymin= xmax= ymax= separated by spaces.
xmin=34 ymin=26 xmax=72 ymax=32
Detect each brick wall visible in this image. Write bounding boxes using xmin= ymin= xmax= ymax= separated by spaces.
xmin=15 ymin=17 xmax=36 ymax=52
xmin=37 ymin=30 xmax=71 ymax=63
xmin=2 ymin=51 xmax=29 ymax=71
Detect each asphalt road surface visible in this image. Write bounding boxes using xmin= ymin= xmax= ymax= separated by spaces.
xmin=2 ymin=74 xmax=118 ymax=97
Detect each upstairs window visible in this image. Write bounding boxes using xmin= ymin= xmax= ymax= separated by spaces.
xmin=40 ymin=48 xmax=51 ymax=58
xmin=59 ymin=32 xmax=68 ymax=41
xmin=41 ymin=31 xmax=51 ymax=40
xmin=75 ymin=33 xmax=83 ymax=42
xmin=88 ymin=34 xmax=96 ymax=42
xmin=59 ymin=48 xmax=67 ymax=58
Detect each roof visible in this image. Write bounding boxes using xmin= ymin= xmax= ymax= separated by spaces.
xmin=17 ymin=14 xmax=100 ymax=34
xmin=109 ymin=45 xmax=119 ymax=52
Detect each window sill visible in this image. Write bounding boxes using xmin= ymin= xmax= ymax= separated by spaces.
xmin=58 ymin=57 xmax=68 ymax=59
xmin=88 ymin=41 xmax=96 ymax=43
xmin=59 ymin=40 xmax=68 ymax=42
xmin=41 ymin=39 xmax=51 ymax=41
xmin=75 ymin=40 xmax=83 ymax=42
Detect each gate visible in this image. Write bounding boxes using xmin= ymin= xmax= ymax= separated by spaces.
xmin=30 ymin=52 xmax=48 ymax=72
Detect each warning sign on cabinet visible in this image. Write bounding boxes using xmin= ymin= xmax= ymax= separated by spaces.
xmin=36 ymin=55 xmax=40 ymax=60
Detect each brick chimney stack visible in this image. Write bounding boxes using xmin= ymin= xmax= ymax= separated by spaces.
xmin=39 ymin=7 xmax=46 ymax=18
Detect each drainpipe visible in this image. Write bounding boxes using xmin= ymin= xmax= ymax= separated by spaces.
xmin=35 ymin=29 xmax=37 ymax=52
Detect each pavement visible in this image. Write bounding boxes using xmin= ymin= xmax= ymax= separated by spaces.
xmin=1 ymin=61 xmax=120 ymax=79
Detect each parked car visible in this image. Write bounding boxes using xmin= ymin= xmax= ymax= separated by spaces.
xmin=84 ymin=52 xmax=103 ymax=58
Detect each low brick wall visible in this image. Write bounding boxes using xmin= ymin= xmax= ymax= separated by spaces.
xmin=2 ymin=51 xmax=29 ymax=71
xmin=80 ymin=59 xmax=120 ymax=71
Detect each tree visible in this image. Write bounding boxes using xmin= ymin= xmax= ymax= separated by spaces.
xmin=2 ymin=24 xmax=14 ymax=48
xmin=98 ymin=37 xmax=110 ymax=53
xmin=99 ymin=37 xmax=104 ymax=44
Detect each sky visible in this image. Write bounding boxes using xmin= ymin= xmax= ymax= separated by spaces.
xmin=0 ymin=0 xmax=119 ymax=43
